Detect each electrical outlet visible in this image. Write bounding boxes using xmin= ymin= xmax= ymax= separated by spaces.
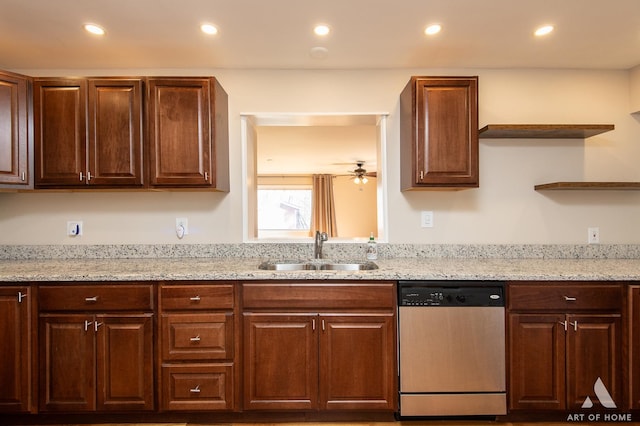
xmin=588 ymin=227 xmax=600 ymax=244
xmin=67 ymin=221 xmax=83 ymax=237
xmin=421 ymin=211 xmax=434 ymax=228
xmin=176 ymin=217 xmax=188 ymax=239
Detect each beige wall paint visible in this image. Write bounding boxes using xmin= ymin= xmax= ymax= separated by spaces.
xmin=2 ymin=67 xmax=640 ymax=245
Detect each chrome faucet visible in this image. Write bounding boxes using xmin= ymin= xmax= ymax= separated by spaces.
xmin=314 ymin=230 xmax=328 ymax=259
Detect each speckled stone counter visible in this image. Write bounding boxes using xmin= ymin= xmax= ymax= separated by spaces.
xmin=1 ymin=256 xmax=640 ymax=282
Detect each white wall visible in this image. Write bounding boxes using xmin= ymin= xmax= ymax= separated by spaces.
xmin=2 ymin=67 xmax=640 ymax=245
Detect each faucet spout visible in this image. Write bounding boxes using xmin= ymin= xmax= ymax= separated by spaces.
xmin=314 ymin=231 xmax=328 ymax=259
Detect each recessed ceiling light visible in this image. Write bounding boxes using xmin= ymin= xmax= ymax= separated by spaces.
xmin=424 ymin=24 xmax=442 ymax=35
xmin=83 ymin=24 xmax=105 ymax=35
xmin=314 ymin=25 xmax=330 ymax=36
xmin=534 ymin=25 xmax=554 ymax=36
xmin=201 ymin=24 xmax=218 ymax=35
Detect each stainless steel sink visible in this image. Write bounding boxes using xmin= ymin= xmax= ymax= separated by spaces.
xmin=258 ymin=260 xmax=378 ymax=271
xmin=317 ymin=262 xmax=378 ymax=271
xmin=258 ymin=262 xmax=316 ymax=271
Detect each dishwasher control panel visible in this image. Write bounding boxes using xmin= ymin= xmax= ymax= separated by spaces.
xmin=399 ymin=281 xmax=504 ymax=307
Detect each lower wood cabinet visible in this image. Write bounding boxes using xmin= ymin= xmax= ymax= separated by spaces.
xmin=507 ymin=282 xmax=623 ymax=411
xmin=242 ymin=282 xmax=397 ymax=411
xmin=631 ymin=285 xmax=640 ymax=409
xmin=38 ymin=284 xmax=154 ymax=412
xmin=159 ymin=282 xmax=237 ymax=411
xmin=0 ymin=286 xmax=32 ymax=413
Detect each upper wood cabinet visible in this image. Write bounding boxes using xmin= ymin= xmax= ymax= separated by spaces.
xmin=0 ymin=70 xmax=31 ymax=187
xmin=146 ymin=77 xmax=229 ymax=191
xmin=33 ymin=78 xmax=144 ymax=188
xmin=400 ymin=76 xmax=478 ymax=190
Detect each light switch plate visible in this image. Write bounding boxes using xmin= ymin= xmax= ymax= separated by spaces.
xmin=421 ymin=211 xmax=434 ymax=228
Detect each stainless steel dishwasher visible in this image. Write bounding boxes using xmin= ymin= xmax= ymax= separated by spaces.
xmin=398 ymin=281 xmax=506 ymax=418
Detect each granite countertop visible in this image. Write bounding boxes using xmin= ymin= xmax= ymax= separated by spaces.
xmin=2 ymin=257 xmax=640 ymax=282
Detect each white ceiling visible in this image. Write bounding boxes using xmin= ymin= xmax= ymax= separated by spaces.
xmin=1 ymin=0 xmax=640 ymax=71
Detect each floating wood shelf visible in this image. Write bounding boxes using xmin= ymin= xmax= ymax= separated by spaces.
xmin=535 ymin=182 xmax=640 ymax=191
xmin=479 ymin=124 xmax=615 ymax=139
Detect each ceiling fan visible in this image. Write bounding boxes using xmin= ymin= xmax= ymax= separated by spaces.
xmin=350 ymin=161 xmax=376 ymax=184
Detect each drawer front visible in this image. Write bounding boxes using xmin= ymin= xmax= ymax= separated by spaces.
xmin=508 ymin=282 xmax=623 ymax=311
xmin=162 ymin=313 xmax=233 ymax=361
xmin=160 ymin=284 xmax=234 ymax=310
xmin=242 ymin=282 xmax=396 ymax=310
xmin=161 ymin=363 xmax=234 ymax=411
xmin=39 ymin=284 xmax=153 ymax=311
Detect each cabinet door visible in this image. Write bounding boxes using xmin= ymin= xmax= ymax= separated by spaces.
xmin=0 ymin=71 xmax=29 ymax=186
xmin=96 ymin=314 xmax=154 ymax=411
xmin=508 ymin=313 xmax=566 ymax=410
xmin=39 ymin=314 xmax=95 ymax=412
xmin=566 ymin=314 xmax=622 ymax=410
xmin=0 ymin=287 xmax=30 ymax=412
xmin=147 ymin=78 xmax=212 ymax=187
xmin=632 ymin=286 xmax=640 ymax=409
xmin=319 ymin=314 xmax=396 ymax=410
xmin=243 ymin=313 xmax=318 ymax=410
xmin=400 ymin=76 xmax=478 ymax=189
xmin=87 ymin=79 xmax=144 ymax=186
xmin=34 ymin=79 xmax=87 ymax=187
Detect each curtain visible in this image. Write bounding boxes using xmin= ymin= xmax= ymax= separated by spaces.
xmin=310 ymin=174 xmax=338 ymax=237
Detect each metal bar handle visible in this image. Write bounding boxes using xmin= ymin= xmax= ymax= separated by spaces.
xmin=189 ymin=296 xmax=201 ymax=302
xmin=84 ymin=320 xmax=93 ymax=332
xmin=559 ymin=320 xmax=567 ymax=331
xmin=79 ymin=172 xmax=84 ymax=181
xmin=312 ymin=319 xmax=316 ymax=331
xmin=190 ymin=385 xmax=201 ymax=393
xmin=87 ymin=171 xmax=92 ymax=181
xmin=569 ymin=321 xmax=578 ymax=331
xmin=564 ymin=296 xmax=577 ymax=301
xmin=322 ymin=319 xmax=325 ymax=331
xmin=204 ymin=171 xmax=209 ymax=181
xmin=94 ymin=322 xmax=103 ymax=332
xmin=18 ymin=291 xmax=27 ymax=303
xmin=190 ymin=335 xmax=201 ymax=342
xmin=85 ymin=296 xmax=98 ymax=302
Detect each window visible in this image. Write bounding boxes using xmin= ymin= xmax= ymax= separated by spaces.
xmin=257 ymin=187 xmax=312 ymax=237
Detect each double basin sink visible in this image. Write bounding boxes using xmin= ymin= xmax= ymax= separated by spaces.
xmin=258 ymin=260 xmax=379 ymax=271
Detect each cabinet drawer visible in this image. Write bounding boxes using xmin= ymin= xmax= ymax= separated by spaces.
xmin=242 ymin=282 xmax=395 ymax=309
xmin=161 ymin=363 xmax=234 ymax=411
xmin=162 ymin=313 xmax=233 ymax=361
xmin=160 ymin=284 xmax=234 ymax=310
xmin=39 ymin=284 xmax=153 ymax=311
xmin=508 ymin=282 xmax=623 ymax=311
